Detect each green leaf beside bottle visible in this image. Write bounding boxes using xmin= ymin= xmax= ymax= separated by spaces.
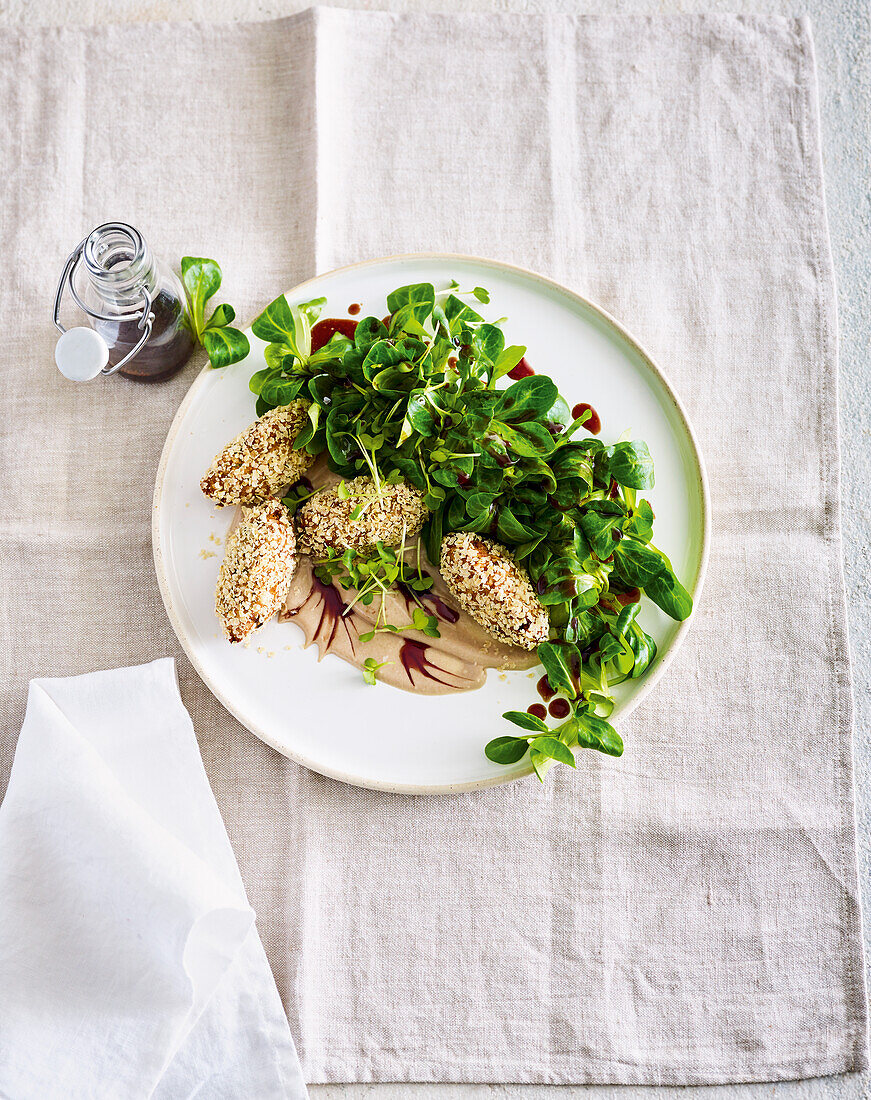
xmin=181 ymin=256 xmax=250 ymax=369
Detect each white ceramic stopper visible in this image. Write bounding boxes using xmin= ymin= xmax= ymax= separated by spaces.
xmin=55 ymin=327 xmax=110 ymax=382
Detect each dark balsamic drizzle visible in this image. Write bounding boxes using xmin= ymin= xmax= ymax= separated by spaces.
xmin=536 ymin=674 xmax=555 ymax=702
xmin=508 ymin=357 xmax=534 ymax=380
xmin=311 ymin=318 xmax=359 ymax=353
xmin=571 ymin=402 xmax=601 ymax=435
xmin=284 ymin=577 xmax=357 ymax=655
xmin=399 ymin=639 xmax=462 ymax=688
xmin=398 ymin=581 xmax=460 ymax=624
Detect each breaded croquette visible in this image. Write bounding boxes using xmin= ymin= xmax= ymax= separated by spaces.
xmin=201 ymin=401 xmax=313 ymax=507
xmin=439 ymin=532 xmax=549 ymax=650
xmin=296 ymin=477 xmax=429 ymax=557
xmin=216 ymin=499 xmax=297 ymax=643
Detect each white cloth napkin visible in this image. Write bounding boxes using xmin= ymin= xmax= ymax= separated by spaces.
xmin=0 ymin=658 xmax=307 ymax=1100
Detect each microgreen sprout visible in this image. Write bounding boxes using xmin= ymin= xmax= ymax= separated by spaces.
xmin=313 ymin=534 xmax=440 ymax=643
xmin=362 ymin=656 xmax=392 ymax=685
xmin=447 ymin=280 xmax=491 ymax=304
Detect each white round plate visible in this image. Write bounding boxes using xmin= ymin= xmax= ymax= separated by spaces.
xmin=153 ymin=255 xmax=709 ymax=793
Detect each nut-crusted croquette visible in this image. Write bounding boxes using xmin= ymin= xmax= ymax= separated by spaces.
xmin=201 ymin=401 xmax=313 ymax=507
xmin=296 ymin=477 xmax=429 ymax=557
xmin=439 ymin=532 xmax=549 ymax=650
xmin=215 ymin=500 xmax=297 ymax=643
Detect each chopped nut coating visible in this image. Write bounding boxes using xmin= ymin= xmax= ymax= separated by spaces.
xmin=439 ymin=533 xmax=549 ymax=650
xmin=296 ymin=477 xmax=429 ymax=557
xmin=201 ymin=401 xmax=314 ymax=507
xmin=216 ymin=500 xmax=297 ymax=643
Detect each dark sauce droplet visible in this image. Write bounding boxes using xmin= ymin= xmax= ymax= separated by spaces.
xmin=508 ymin=356 xmax=534 ymax=380
xmin=537 ymin=674 xmax=555 ymax=702
xmin=311 ymin=318 xmax=358 ymax=353
xmin=549 ymin=698 xmax=571 ymax=719
xmin=348 ymin=302 xmax=361 ymax=315
xmin=571 ymin=402 xmax=601 ymax=435
xmin=527 ymin=703 xmax=547 ymax=720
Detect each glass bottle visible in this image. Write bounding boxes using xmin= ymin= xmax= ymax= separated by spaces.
xmin=60 ymin=222 xmax=195 ymax=382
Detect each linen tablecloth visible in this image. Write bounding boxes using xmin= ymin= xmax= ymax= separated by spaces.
xmin=0 ymin=11 xmax=865 ymax=1085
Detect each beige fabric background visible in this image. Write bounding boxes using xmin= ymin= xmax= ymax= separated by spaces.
xmin=0 ymin=10 xmax=865 ymax=1087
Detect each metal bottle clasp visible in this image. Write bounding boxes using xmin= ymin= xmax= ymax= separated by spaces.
xmin=53 ymin=234 xmax=155 ymax=375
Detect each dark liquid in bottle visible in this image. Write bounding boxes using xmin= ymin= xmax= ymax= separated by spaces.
xmin=97 ymin=289 xmax=195 ymax=382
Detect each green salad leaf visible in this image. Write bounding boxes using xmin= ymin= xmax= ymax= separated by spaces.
xmin=181 ymin=256 xmax=250 ymax=369
xmin=250 ymin=279 xmax=694 ymax=781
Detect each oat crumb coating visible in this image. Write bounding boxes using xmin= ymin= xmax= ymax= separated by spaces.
xmin=296 ymin=476 xmax=429 ymax=556
xmin=201 ymin=401 xmax=314 ymax=507
xmin=439 ymin=532 xmax=549 ymax=650
xmin=216 ymin=499 xmax=297 ymax=643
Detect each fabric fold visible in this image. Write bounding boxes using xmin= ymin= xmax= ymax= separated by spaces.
xmin=0 ymin=660 xmax=306 ymax=1100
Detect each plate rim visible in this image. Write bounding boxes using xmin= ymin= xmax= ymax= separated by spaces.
xmin=152 ymin=251 xmax=711 ymax=794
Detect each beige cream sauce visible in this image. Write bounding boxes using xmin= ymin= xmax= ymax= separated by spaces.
xmin=277 ymin=458 xmax=537 ymax=694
